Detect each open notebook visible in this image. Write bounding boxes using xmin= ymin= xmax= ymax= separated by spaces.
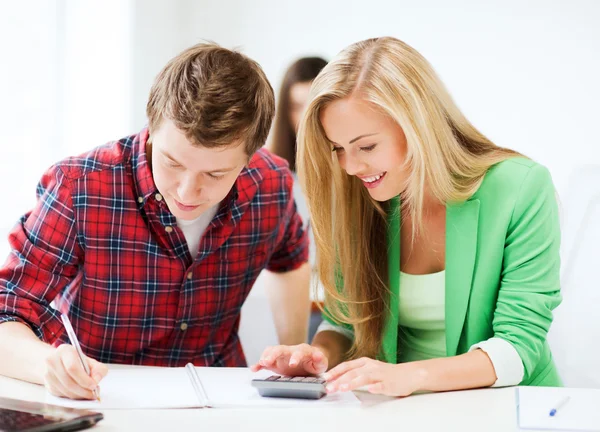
xmin=517 ymin=387 xmax=600 ymax=431
xmin=45 ymin=366 xmax=360 ymax=409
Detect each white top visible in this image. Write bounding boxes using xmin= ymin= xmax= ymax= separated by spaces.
xmin=316 ymin=270 xmax=525 ymax=387
xmin=176 ymin=205 xmax=219 ymax=259
xmin=397 ymin=270 xmax=447 ymax=363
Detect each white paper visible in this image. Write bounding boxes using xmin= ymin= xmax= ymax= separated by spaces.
xmin=45 ymin=367 xmax=199 ymax=409
xmin=195 ymin=367 xmax=360 ymax=408
xmin=45 ymin=367 xmax=360 ymax=409
xmin=517 ymin=386 xmax=600 ymax=431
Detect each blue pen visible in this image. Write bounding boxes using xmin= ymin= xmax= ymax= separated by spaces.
xmin=549 ymin=396 xmax=570 ymax=417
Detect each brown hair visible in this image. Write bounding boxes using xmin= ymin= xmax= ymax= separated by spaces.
xmin=297 ymin=37 xmax=520 ymax=359
xmin=147 ymin=42 xmax=275 ymax=155
xmin=269 ymin=57 xmax=327 ymax=171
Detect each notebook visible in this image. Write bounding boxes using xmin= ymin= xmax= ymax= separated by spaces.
xmin=45 ymin=365 xmax=360 ymax=409
xmin=517 ymin=386 xmax=600 ymax=431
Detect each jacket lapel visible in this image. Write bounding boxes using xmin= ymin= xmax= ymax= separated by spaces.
xmin=445 ymin=199 xmax=480 ymax=356
xmin=381 ymin=196 xmax=400 ymax=363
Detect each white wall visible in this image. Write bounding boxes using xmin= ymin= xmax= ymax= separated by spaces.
xmin=0 ymin=0 xmax=134 ymax=257
xmin=127 ymin=0 xmax=600 ymax=194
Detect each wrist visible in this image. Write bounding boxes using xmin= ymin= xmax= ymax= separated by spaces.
xmin=410 ymin=361 xmax=431 ymax=392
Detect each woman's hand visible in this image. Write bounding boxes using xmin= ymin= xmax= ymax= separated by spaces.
xmin=323 ymin=357 xmax=426 ymax=397
xmin=250 ymin=344 xmax=328 ymax=376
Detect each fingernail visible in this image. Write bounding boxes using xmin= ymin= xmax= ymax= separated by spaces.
xmin=93 ymin=374 xmax=102 ymax=383
xmin=323 ymin=373 xmax=330 ymax=380
xmin=339 ymin=384 xmax=348 ymax=391
xmin=265 ymin=356 xmax=272 ymax=362
xmin=289 ymin=360 xmax=297 ymax=366
xmin=326 ymin=384 xmax=335 ymax=392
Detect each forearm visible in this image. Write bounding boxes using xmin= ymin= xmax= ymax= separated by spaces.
xmin=0 ymin=321 xmax=55 ymax=384
xmin=265 ymin=263 xmax=311 ymax=345
xmin=311 ymin=330 xmax=353 ymax=370
xmin=415 ymin=349 xmax=497 ymax=392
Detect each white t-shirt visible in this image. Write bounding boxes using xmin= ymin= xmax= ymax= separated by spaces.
xmin=176 ymin=205 xmax=219 ymax=259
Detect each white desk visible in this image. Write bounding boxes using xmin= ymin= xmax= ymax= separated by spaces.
xmin=0 ymin=370 xmax=534 ymax=432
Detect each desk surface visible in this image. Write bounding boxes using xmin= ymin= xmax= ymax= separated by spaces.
xmin=0 ymin=369 xmax=536 ymax=432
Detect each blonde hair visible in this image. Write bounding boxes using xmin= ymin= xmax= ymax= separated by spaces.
xmin=297 ymin=37 xmax=521 ymax=359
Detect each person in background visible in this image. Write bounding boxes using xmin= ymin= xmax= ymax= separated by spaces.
xmin=268 ymin=56 xmax=328 ymax=173
xmin=267 ymin=57 xmax=328 ymax=340
xmin=0 ymin=42 xmax=310 ymax=400
xmin=253 ymin=36 xmax=561 ymax=396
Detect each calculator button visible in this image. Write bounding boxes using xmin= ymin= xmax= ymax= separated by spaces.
xmin=265 ymin=375 xmax=281 ymax=381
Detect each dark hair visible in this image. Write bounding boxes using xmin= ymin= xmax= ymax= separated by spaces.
xmin=147 ymin=42 xmax=275 ymax=156
xmin=269 ymin=57 xmax=327 ymax=171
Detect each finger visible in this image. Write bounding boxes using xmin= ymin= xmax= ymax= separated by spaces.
xmin=260 ymin=346 xmax=286 ymax=367
xmin=271 ymin=347 xmax=293 ymax=367
xmin=61 ymin=350 xmax=97 ymax=391
xmin=258 ymin=346 xmax=274 ymax=366
xmin=88 ymin=358 xmax=108 ymax=384
xmin=304 ymin=350 xmax=328 ymax=375
xmin=47 ymin=367 xmax=94 ymax=400
xmin=250 ymin=363 xmax=264 ymax=372
xmin=367 ymin=382 xmax=386 ymax=394
xmin=337 ymin=374 xmax=378 ymax=392
xmin=44 ymin=369 xmax=71 ymax=398
xmin=324 ymin=357 xmax=368 ymax=381
xmin=325 ymin=368 xmax=362 ymax=392
xmin=288 ymin=345 xmax=312 ymax=367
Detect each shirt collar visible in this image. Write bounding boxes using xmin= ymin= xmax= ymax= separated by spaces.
xmin=132 ymin=128 xmax=159 ymax=206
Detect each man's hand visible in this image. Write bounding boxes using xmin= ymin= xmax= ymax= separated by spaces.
xmin=43 ymin=344 xmax=108 ymax=400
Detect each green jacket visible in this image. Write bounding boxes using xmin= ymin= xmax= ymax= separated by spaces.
xmin=326 ymin=158 xmax=562 ymax=386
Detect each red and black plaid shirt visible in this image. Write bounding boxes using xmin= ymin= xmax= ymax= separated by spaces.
xmin=0 ymin=129 xmax=308 ymax=367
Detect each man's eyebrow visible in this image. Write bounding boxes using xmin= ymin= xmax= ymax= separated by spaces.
xmin=160 ymin=149 xmax=237 ymax=173
xmin=160 ymin=150 xmax=184 ymax=165
xmin=206 ymin=167 xmax=236 ymax=174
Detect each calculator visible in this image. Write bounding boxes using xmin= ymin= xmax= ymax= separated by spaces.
xmin=251 ymin=375 xmax=327 ymax=399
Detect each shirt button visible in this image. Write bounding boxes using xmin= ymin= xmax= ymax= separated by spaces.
xmin=155 ymin=193 xmax=163 ymax=202
xmin=165 ymin=226 xmax=173 ymax=233
xmin=187 ymin=272 xmax=193 ymax=280
xmin=137 ymin=197 xmax=144 ymax=203
xmin=180 ymin=322 xmax=188 ymax=331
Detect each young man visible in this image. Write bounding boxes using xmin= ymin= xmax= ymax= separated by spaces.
xmin=0 ymin=43 xmax=310 ymax=400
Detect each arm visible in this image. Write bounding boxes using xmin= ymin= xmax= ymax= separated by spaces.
xmin=263 ymin=169 xmax=311 ymax=345
xmin=0 ymin=165 xmax=81 ymax=381
xmin=0 ymin=321 xmax=55 ymax=384
xmin=326 ymin=164 xmax=560 ymax=395
xmin=264 ymin=263 xmax=310 ymax=345
xmin=408 ymin=164 xmax=560 ymax=392
xmin=312 ymin=329 xmax=353 ymax=370
xmin=488 ymin=164 xmax=561 ymax=382
xmin=412 ymin=349 xmax=496 ymax=392
xmin=0 ymin=166 xmax=108 ymax=398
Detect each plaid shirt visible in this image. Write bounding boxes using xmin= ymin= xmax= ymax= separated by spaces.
xmin=0 ymin=128 xmax=308 ymax=367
